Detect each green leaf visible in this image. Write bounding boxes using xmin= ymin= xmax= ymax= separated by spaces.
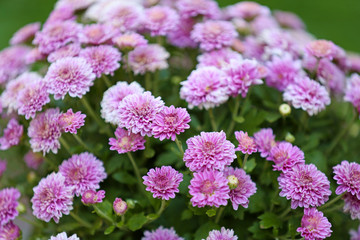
xmin=154 ymin=152 xmax=178 ymax=166
xmin=264 ymin=111 xmax=281 ymax=123
xmin=179 ymin=172 xmax=191 ymax=194
xmin=144 ymin=148 xmax=156 ymax=158
xmin=112 ymin=172 xmax=137 ymax=184
xmin=146 ymin=213 xmax=159 ymax=221
xmin=234 ymin=115 xmax=245 ymax=123
xmin=248 ymin=222 xmax=268 ymax=240
xmin=94 ymin=200 xmax=114 ymax=223
xmin=127 ymin=212 xmax=148 ymax=231
xmin=116 ymin=221 xmax=124 ymax=228
xmin=104 ymin=225 xmax=115 ymax=235
xmin=194 ymin=222 xmax=219 ymax=240
xmin=244 ymin=158 xmax=256 ymax=173
xmin=206 ymin=208 xmax=217 ymax=217
xmin=181 ymin=209 xmax=193 ymax=220
xmin=233 ymin=208 xmax=244 ymax=220
xmin=258 ymin=212 xmax=282 ymax=229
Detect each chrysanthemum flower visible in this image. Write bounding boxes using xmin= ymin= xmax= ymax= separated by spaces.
xmin=25 ymin=47 xmax=47 ymax=64
xmin=0 ymin=221 xmax=20 ymax=240
xmin=205 ymin=227 xmax=238 ymax=240
xmin=333 ymin=161 xmax=360 ymax=199
xmin=297 ymin=208 xmax=332 ymax=240
xmin=175 ymin=0 xmax=221 ymax=19
xmin=59 ymin=152 xmax=107 ymax=196
xmin=113 ymin=32 xmax=148 ymax=50
xmin=144 ymin=6 xmax=179 ymax=36
xmin=278 ymin=164 xmax=331 ymax=209
xmin=56 ymin=0 xmax=96 ymax=10
xmin=344 ymin=74 xmax=360 ymax=113
xmin=81 ymin=189 xmax=105 ymax=205
xmin=151 ymin=105 xmax=191 ymax=141
xmin=189 ymin=169 xmax=230 ymax=208
xmin=274 ymin=10 xmax=305 ymax=30
xmin=197 ymin=48 xmax=243 ymax=69
xmin=24 ymin=151 xmax=44 ymax=170
xmin=0 ymin=118 xmax=23 ymax=150
xmin=223 ymin=167 xmax=257 ymax=210
xmin=305 ymin=40 xmax=338 ymax=60
xmin=116 ymin=91 xmax=164 ymax=137
xmin=10 ymin=22 xmax=40 ymax=45
xmin=184 ymin=131 xmax=236 ymax=172
xmin=28 ymin=108 xmax=62 ymax=155
xmin=347 ymin=54 xmax=360 ymax=73
xmin=59 ymin=109 xmax=86 ymax=134
xmin=45 ymin=57 xmax=96 ymax=100
xmin=260 ymin=29 xmax=300 ymax=58
xmin=47 ymin=43 xmax=81 ymax=63
xmin=253 ymin=128 xmax=276 ymax=158
xmin=100 ymin=81 xmax=144 ymax=124
xmin=142 ymin=226 xmax=184 ymax=240
xmin=269 ymin=142 xmax=305 ymax=172
xmin=44 ymin=5 xmax=75 ymax=25
xmin=167 ymin=17 xmax=197 ymax=49
xmin=49 ymin=232 xmax=80 ymax=240
xmin=226 ymin=1 xmax=270 ymax=20
xmin=234 ymin=131 xmax=257 ymax=155
xmin=0 ymin=188 xmax=21 ymax=225
xmin=79 ymin=23 xmax=117 ymax=45
xmin=317 ymin=58 xmax=345 ymax=94
xmin=143 ymin=166 xmax=183 ymax=200
xmin=113 ymin=198 xmax=127 ymax=216
xmin=191 ymin=20 xmax=238 ymax=51
xmin=180 ymin=67 xmax=229 ymax=109
xmin=0 ymin=45 xmax=30 ymax=84
xmin=344 ymin=193 xmax=360 ymax=220
xmin=109 ymin=127 xmax=145 ymax=154
xmin=283 ymin=76 xmax=330 ymax=116
xmin=0 ymin=159 xmax=6 ymax=177
xmin=350 ymin=225 xmax=360 ymax=240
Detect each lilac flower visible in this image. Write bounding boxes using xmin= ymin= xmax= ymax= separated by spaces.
xmin=317 ymin=58 xmax=345 ymax=94
xmin=251 ymin=15 xmax=279 ymax=36
xmin=0 ymin=46 xmax=30 ymax=84
xmin=347 ymin=54 xmax=360 ymax=73
xmin=25 ymin=47 xmax=47 ymax=64
xmin=45 ymin=5 xmax=75 ymax=25
xmin=113 ymin=198 xmax=127 ymax=216
xmin=0 ymin=221 xmax=20 ymax=240
xmin=234 ymin=131 xmax=257 ymax=155
xmin=0 ymin=188 xmax=21 ymax=225
xmin=142 ymin=226 xmax=184 ymax=240
xmin=253 ymin=128 xmax=276 ymax=158
xmin=109 ymin=127 xmax=145 ymax=154
xmin=278 ymin=164 xmax=331 ymax=209
xmin=0 ymin=159 xmax=6 ymax=177
xmin=56 ymin=0 xmax=95 ymax=10
xmin=113 ymin=32 xmax=148 ymax=50
xmin=189 ymin=169 xmax=230 ymax=208
xmin=344 ymin=193 xmax=360 ymax=220
xmin=274 ymin=11 xmax=305 ymax=30
xmin=180 ymin=67 xmax=229 ymax=109
xmin=333 ymin=161 xmax=360 ymax=199
xmin=144 ymin=6 xmax=179 ymax=36
xmin=151 ymin=106 xmax=191 ymax=141
xmin=45 ymin=57 xmax=96 ymax=100
xmin=204 ymin=227 xmax=238 ymax=240
xmin=81 ymin=190 xmax=105 ymax=205
xmin=143 ymin=166 xmax=183 ymax=200
xmin=175 ymin=0 xmax=221 ymax=19
xmin=305 ymin=40 xmax=338 ymax=60
xmin=167 ymin=17 xmax=197 ymax=48
xmin=223 ymin=167 xmax=257 ymax=210
xmin=47 ymin=43 xmax=81 ymax=63
xmin=0 ymin=118 xmax=23 ymax=150
xmin=197 ymin=48 xmax=243 ymax=69
xmin=184 ymin=131 xmax=236 ymax=172
xmin=49 ymin=232 xmax=80 ymax=240
xmin=59 ymin=109 xmax=86 ymax=134
xmin=59 ymin=152 xmax=107 ymax=196
xmin=79 ymin=45 xmax=121 ymax=78
xmin=79 ymin=23 xmax=117 ymax=45
xmin=297 ymin=208 xmax=332 ymax=240
xmin=260 ymin=29 xmax=300 ymax=58
xmin=10 ymin=22 xmax=40 ymax=45
xmin=269 ymin=142 xmax=305 ymax=172
xmin=191 ymin=20 xmax=238 ymax=51
xmin=350 ymin=226 xmax=360 ymax=240
xmin=344 ymin=74 xmax=360 ymax=113
xmin=24 ymin=151 xmax=44 ymax=170
xmin=226 ymin=1 xmax=270 ymax=20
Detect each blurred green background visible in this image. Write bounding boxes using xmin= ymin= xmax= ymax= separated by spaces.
xmin=0 ymin=0 xmax=359 ymax=52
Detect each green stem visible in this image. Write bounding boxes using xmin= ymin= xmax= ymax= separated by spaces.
xmin=17 ymin=216 xmax=43 ymax=228
xmin=280 ymin=206 xmax=291 ymax=218
xmin=208 ymin=108 xmax=217 ymax=131
xmin=157 ymin=199 xmax=167 ymax=216
xmin=175 ymin=136 xmax=184 ymax=156
xmin=242 ymin=154 xmax=249 ymax=168
xmin=226 ymin=96 xmax=241 ymax=135
xmin=215 ymin=206 xmax=225 ymax=224
xmin=73 ymin=134 xmax=92 ymax=152
xmin=153 ymin=70 xmax=160 ymax=96
xmin=43 ymin=155 xmax=58 ymax=171
xmin=319 ymin=193 xmax=345 ymax=210
xmin=102 ymin=75 xmax=112 ymax=88
xmin=126 ymin=152 xmax=143 ymax=188
xmin=70 ymin=212 xmax=92 ymax=228
xmin=124 ymin=53 xmax=133 ymax=83
xmin=93 ymin=205 xmax=115 ymax=224
xmin=59 ymin=137 xmax=72 ymax=155
xmin=145 ymin=72 xmax=152 ymax=92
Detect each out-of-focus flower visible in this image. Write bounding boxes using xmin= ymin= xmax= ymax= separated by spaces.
xmin=47 ymin=43 xmax=81 ymax=63
xmin=197 ymin=48 xmax=243 ymax=69
xmin=144 ymin=6 xmax=179 ymax=36
xmin=49 ymin=232 xmax=80 ymax=240
xmin=109 ymin=127 xmax=145 ymax=153
xmin=0 ymin=119 xmax=23 ymax=150
xmin=344 ymin=193 xmax=360 ymax=220
xmin=0 ymin=221 xmax=20 ymax=240
xmin=142 ymin=226 xmax=184 ymax=240
xmin=10 ymin=22 xmax=41 ymax=45
xmin=24 ymin=151 xmax=44 ymax=170
xmin=113 ymin=32 xmax=148 ymax=50
xmin=175 ymin=0 xmax=221 ymax=19
xmin=333 ymin=160 xmax=360 ymax=199
xmin=79 ymin=23 xmax=117 ymax=45
xmin=0 ymin=188 xmax=21 ymax=225
xmin=344 ymin=74 xmax=360 ymax=113
xmin=0 ymin=46 xmax=30 ymax=84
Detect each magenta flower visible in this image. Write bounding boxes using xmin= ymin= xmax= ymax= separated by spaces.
xmin=189 ymin=169 xmax=230 ymax=208
xmin=344 ymin=193 xmax=360 ymax=220
xmin=0 ymin=221 xmax=20 ymax=240
xmin=79 ymin=23 xmax=117 ymax=45
xmin=10 ymin=22 xmax=40 ymax=45
xmin=278 ymin=164 xmax=331 ymax=209
xmin=344 ymin=74 xmax=360 ymax=113
xmin=333 ymin=161 xmax=360 ymax=199
xmin=269 ymin=142 xmax=305 ymax=172
xmin=25 ymin=47 xmax=46 ymax=64
xmin=113 ymin=198 xmax=127 ymax=216
xmin=226 ymin=1 xmax=270 ymax=20
xmin=144 ymin=6 xmax=179 ymax=36
xmin=253 ymin=128 xmax=276 ymax=158
xmin=109 ymin=127 xmax=145 ymax=154
xmin=143 ymin=166 xmax=183 ymax=200
xmin=59 ymin=152 xmax=107 ymax=196
xmin=223 ymin=167 xmax=257 ymax=210
xmin=191 ymin=20 xmax=238 ymax=51
xmin=81 ymin=189 xmax=105 ymax=205
xmin=47 ymin=43 xmax=81 ymax=63
xmin=0 ymin=159 xmax=6 ymax=177
xmin=350 ymin=226 xmax=360 ymax=240
xmin=151 ymin=106 xmax=191 ymax=141
xmin=297 ymin=208 xmax=332 ymax=240
xmin=317 ymin=58 xmax=345 ymax=94
xmin=45 ymin=5 xmax=75 ymax=25
xmin=205 ymin=227 xmax=238 ymax=240
xmin=59 ymin=109 xmax=86 ymax=134
xmin=24 ymin=151 xmax=44 ymax=170
xmin=175 ymin=0 xmax=221 ymax=19
xmin=180 ymin=67 xmax=229 ymax=110
xmin=113 ymin=32 xmax=148 ymax=50
xmin=274 ymin=10 xmax=305 ymax=30
xmin=0 ymin=188 xmax=21 ymax=225
xmin=49 ymin=232 xmax=80 ymax=240
xmin=234 ymin=131 xmax=257 ymax=155
xmin=305 ymin=40 xmax=338 ymax=60
xmin=116 ymin=91 xmax=164 ymax=137
xmin=0 ymin=45 xmax=30 ymax=84
xmin=167 ymin=17 xmax=197 ymax=48
xmin=197 ymin=48 xmax=243 ymax=69
xmin=45 ymin=57 xmax=96 ymax=100
xmin=0 ymin=118 xmax=23 ymax=150
xmin=184 ymin=131 xmax=236 ymax=172
xmin=142 ymin=226 xmax=184 ymax=240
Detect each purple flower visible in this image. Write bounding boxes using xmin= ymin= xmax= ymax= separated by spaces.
xmin=10 ymin=22 xmax=40 ymax=45
xmin=305 ymin=40 xmax=338 ymax=60
xmin=274 ymin=10 xmax=305 ymax=30
xmin=25 ymin=47 xmax=46 ymax=64
xmin=234 ymin=131 xmax=257 ymax=155
xmin=59 ymin=109 xmax=86 ymax=134
xmin=283 ymin=76 xmax=330 ymax=116
xmin=344 ymin=193 xmax=360 ymax=220
xmin=144 ymin=6 xmax=179 ymax=36
xmin=142 ymin=226 xmax=184 ymax=240
xmin=223 ymin=167 xmax=256 ymax=210
xmin=81 ymin=190 xmax=105 ymax=205
xmin=79 ymin=23 xmax=117 ymax=45
xmin=143 ymin=166 xmax=183 ymax=200
xmin=56 ymin=0 xmax=94 ymax=10
xmin=31 ymin=173 xmax=73 ymax=223
xmin=350 ymin=226 xmax=360 ymax=240
xmin=344 ymin=74 xmax=360 ymax=113
xmin=45 ymin=5 xmax=75 ymax=25
xmin=113 ymin=32 xmax=148 ymax=50
xmin=47 ymin=43 xmax=81 ymax=63
xmin=45 ymin=57 xmax=96 ymax=100
xmin=205 ymin=227 xmax=238 ymax=240
xmin=184 ymin=131 xmax=236 ymax=172
xmin=0 ymin=221 xmax=20 ymax=240
xmin=180 ymin=67 xmax=229 ymax=109
xmin=28 ymin=108 xmax=62 ymax=155
xmin=333 ymin=160 xmax=360 ymax=198
xmin=24 ymin=151 xmax=44 ymax=170
xmin=297 ymin=208 xmax=332 ymax=240
xmin=0 ymin=159 xmax=6 ymax=177
xmin=0 ymin=188 xmax=21 ymax=225
xmin=113 ymin=198 xmax=127 ymax=216
xmin=49 ymin=232 xmax=80 ymax=240
xmin=116 ymin=91 xmax=164 ymax=137
xmin=59 ymin=152 xmax=107 ymax=196
xmin=226 ymin=1 xmax=270 ymax=20
xmin=191 ymin=20 xmax=238 ymax=51
xmin=197 ymin=48 xmax=243 ymax=69
xmin=278 ymin=164 xmax=331 ymax=209
xmin=268 ymin=142 xmax=305 ymax=172
xmin=0 ymin=118 xmax=23 ymax=150
xmin=109 ymin=127 xmax=145 ymax=154
xmin=189 ymin=169 xmax=230 ymax=208
xmin=175 ymin=0 xmax=221 ymax=19
xmin=253 ymin=128 xmax=276 ymax=158
xmin=79 ymin=45 xmax=121 ymax=78
xmin=317 ymin=58 xmax=345 ymax=94
xmin=167 ymin=17 xmax=197 ymax=48
xmin=347 ymin=54 xmax=360 ymax=73
xmin=0 ymin=45 xmax=30 ymax=84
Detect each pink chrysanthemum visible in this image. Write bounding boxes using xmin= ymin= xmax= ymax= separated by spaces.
xmin=142 ymin=226 xmax=184 ymax=240
xmin=260 ymin=29 xmax=300 ymax=58
xmin=0 ymin=45 xmax=30 ymax=84
xmin=28 ymin=108 xmax=62 ymax=155
xmin=223 ymin=59 xmax=263 ymax=98
xmin=113 ymin=32 xmax=148 ymax=50
xmin=10 ymin=22 xmax=41 ymax=45
xmin=127 ymin=44 xmax=169 ymax=75
xmin=205 ymin=227 xmax=238 ymax=240
xmin=44 ymin=5 xmax=76 ymax=25
xmin=268 ymin=142 xmax=305 ymax=172
xmin=113 ymin=198 xmax=127 ymax=216
xmin=344 ymin=193 xmax=360 ymax=220
xmin=234 ymin=131 xmax=257 ymax=155
xmin=0 ymin=221 xmax=20 ymax=240
xmin=47 ymin=43 xmax=81 ymax=63
xmin=347 ymin=54 xmax=360 ymax=73
xmin=344 ymin=74 xmax=360 ymax=113
xmin=191 ymin=20 xmax=238 ymax=51
xmin=184 ymin=131 xmax=236 ymax=172
xmin=0 ymin=188 xmax=20 ymax=225
xmin=0 ymin=159 xmax=6 ymax=177
xmin=143 ymin=166 xmax=183 ymax=200
xmin=189 ymin=169 xmax=230 ymax=208
xmin=175 ymin=0 xmax=221 ymax=19
xmin=25 ymin=47 xmax=47 ymax=64
xmin=305 ymin=40 xmax=338 ymax=60
xmin=45 ymin=57 xmax=96 ymax=100
xmin=79 ymin=45 xmax=121 ymax=78
xmin=151 ymin=105 xmax=191 ymax=141
xmin=333 ymin=160 xmax=360 ymax=199
xmin=109 ymin=127 xmax=146 ymax=154
xmin=253 ymin=128 xmax=276 ymax=158
xmin=350 ymin=226 xmax=360 ymax=240
xmin=56 ymin=0 xmax=96 ymax=10
xmin=223 ymin=167 xmax=257 ymax=210
xmin=81 ymin=189 xmax=105 ymax=205
xmin=167 ymin=17 xmax=197 ymax=48
xmin=59 ymin=152 xmax=107 ymax=196
xmin=59 ymin=109 xmax=86 ymax=134
xmin=0 ymin=118 xmax=23 ymax=150
xmin=283 ymin=77 xmax=331 ymax=116
xmin=144 ymin=6 xmax=179 ymax=36
xmin=49 ymin=232 xmax=80 ymax=240
xmin=100 ymin=81 xmax=144 ymax=124
xmin=317 ymin=58 xmax=345 ymax=94
xmin=33 ymin=20 xmax=82 ymax=54
xmin=116 ymin=91 xmax=164 ymax=137
xmin=274 ymin=10 xmax=305 ymax=30
xmin=79 ymin=23 xmax=117 ymax=45
xmin=297 ymin=208 xmax=332 ymax=240
xmin=278 ymin=164 xmax=331 ymax=209
xmin=24 ymin=151 xmax=44 ymax=170
xmin=180 ymin=67 xmax=229 ymax=109
xmin=197 ymin=48 xmax=243 ymax=69
xmin=226 ymin=1 xmax=270 ymax=20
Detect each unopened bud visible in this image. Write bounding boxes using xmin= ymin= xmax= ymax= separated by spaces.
xmin=81 ymin=190 xmax=105 ymax=205
xmin=285 ymin=132 xmax=295 ymax=143
xmin=27 ymin=171 xmax=37 ymax=184
xmin=227 ymin=175 xmax=239 ymax=190
xmin=279 ymin=103 xmax=291 ymax=117
xmin=126 ymin=199 xmax=136 ymax=209
xmin=16 ymin=203 xmax=26 ymax=214
xmin=113 ymin=198 xmax=127 ymax=216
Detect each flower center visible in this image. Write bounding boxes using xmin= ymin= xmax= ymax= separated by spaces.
xmin=201 ymin=180 xmax=216 ymax=195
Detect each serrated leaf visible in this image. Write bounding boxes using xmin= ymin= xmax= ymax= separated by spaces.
xmin=244 ymin=158 xmax=256 ymax=173
xmin=112 ymin=172 xmax=137 ymax=184
xmin=206 ymin=208 xmax=217 ymax=217
xmin=258 ymin=212 xmax=282 ymax=229
xmin=104 ymin=225 xmax=115 ymax=235
xmin=127 ymin=212 xmax=148 ymax=231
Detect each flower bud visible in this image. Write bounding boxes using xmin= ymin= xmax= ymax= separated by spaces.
xmin=113 ymin=198 xmax=127 ymax=216
xmin=16 ymin=203 xmax=26 ymax=214
xmin=285 ymin=132 xmax=295 ymax=143
xmin=279 ymin=103 xmax=291 ymax=116
xmin=27 ymin=171 xmax=37 ymax=184
xmin=81 ymin=190 xmax=105 ymax=205
xmin=126 ymin=199 xmax=136 ymax=209
xmin=227 ymin=175 xmax=239 ymax=190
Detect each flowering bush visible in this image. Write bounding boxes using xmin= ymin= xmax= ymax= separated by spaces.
xmin=1 ymin=0 xmax=360 ymax=239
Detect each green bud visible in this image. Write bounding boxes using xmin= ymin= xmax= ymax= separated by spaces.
xmin=227 ymin=175 xmax=239 ymax=190
xmin=279 ymin=103 xmax=291 ymax=117
xmin=285 ymin=132 xmax=295 ymax=143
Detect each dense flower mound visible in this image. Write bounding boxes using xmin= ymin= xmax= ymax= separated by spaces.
xmin=204 ymin=227 xmax=238 ymax=240
xmin=49 ymin=232 xmax=80 ymax=240
xmin=0 ymin=188 xmax=21 ymax=225
xmin=269 ymin=142 xmax=305 ymax=172
xmin=297 ymin=208 xmax=332 ymax=240
xmin=333 ymin=161 xmax=360 ymax=198
xmin=109 ymin=127 xmax=146 ymax=154
xmin=142 ymin=226 xmax=184 ymax=240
